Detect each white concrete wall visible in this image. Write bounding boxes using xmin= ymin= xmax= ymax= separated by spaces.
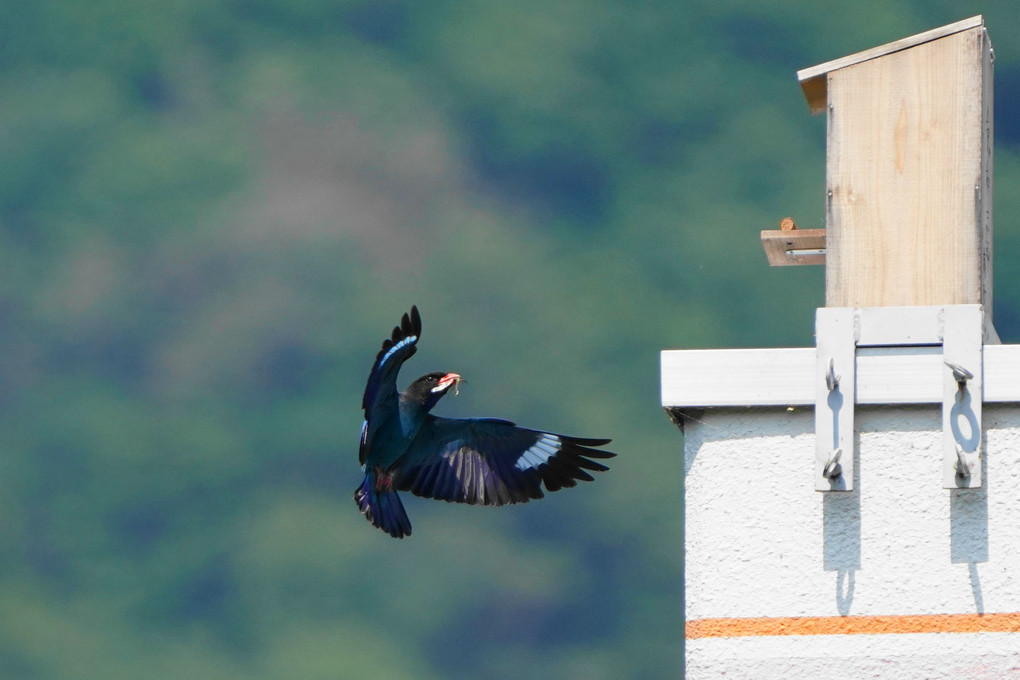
xmin=683 ymin=404 xmax=1020 ymax=678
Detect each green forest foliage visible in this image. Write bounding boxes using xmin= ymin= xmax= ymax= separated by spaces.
xmin=2 ymin=2 xmax=1019 ymax=678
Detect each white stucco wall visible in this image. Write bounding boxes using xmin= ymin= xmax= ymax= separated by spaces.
xmin=683 ymin=404 xmax=1020 ymax=678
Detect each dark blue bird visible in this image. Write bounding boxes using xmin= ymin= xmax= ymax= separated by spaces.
xmin=355 ymin=306 xmax=615 ymax=538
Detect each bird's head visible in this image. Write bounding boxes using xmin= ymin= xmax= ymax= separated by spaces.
xmin=404 ymin=372 xmax=462 ymax=410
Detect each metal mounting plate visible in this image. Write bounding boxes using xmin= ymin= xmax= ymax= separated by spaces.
xmin=942 ymin=305 xmax=983 ymax=488
xmin=815 ymin=308 xmax=856 ymax=491
xmin=813 ymin=305 xmax=984 ymax=492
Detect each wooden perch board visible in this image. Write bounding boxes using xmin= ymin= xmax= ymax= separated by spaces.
xmin=761 ymin=229 xmax=826 ymax=266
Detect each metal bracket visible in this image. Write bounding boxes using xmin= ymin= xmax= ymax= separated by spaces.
xmin=942 ymin=305 xmax=983 ymax=489
xmin=815 ymin=308 xmax=856 ymax=491
xmin=815 ymin=305 xmax=984 ymax=492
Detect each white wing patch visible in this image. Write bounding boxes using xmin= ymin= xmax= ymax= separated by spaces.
xmin=514 ymin=434 xmax=561 ymax=471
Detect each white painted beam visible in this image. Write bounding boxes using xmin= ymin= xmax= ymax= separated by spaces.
xmin=661 ymin=344 xmax=1020 ymax=408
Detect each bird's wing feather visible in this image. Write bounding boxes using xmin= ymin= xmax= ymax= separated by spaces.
xmin=394 ymin=417 xmax=614 ymax=505
xmin=360 ymin=306 xmax=422 ymax=464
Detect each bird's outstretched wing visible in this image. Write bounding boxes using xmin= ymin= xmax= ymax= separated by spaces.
xmin=395 ymin=417 xmax=614 ymax=505
xmin=360 ymin=306 xmax=422 ymax=464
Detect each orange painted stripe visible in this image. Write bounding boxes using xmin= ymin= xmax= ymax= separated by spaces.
xmin=687 ymin=613 xmax=1020 ymax=639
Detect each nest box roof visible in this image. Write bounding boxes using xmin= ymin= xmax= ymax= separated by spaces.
xmin=796 ymin=15 xmax=985 ymax=114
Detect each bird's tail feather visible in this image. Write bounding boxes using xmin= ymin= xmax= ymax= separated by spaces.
xmin=355 ymin=473 xmax=412 ymax=538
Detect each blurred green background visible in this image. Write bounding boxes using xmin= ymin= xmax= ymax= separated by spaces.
xmin=3 ymin=2 xmax=1019 ymax=678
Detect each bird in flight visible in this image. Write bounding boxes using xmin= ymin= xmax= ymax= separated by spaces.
xmin=355 ymin=306 xmax=615 ymax=538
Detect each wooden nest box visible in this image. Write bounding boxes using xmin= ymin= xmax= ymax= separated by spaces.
xmin=667 ymin=20 xmax=1020 ymax=675
xmin=767 ymin=16 xmax=995 ymax=337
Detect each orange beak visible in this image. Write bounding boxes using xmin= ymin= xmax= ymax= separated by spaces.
xmin=436 ymin=372 xmax=462 ymax=395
